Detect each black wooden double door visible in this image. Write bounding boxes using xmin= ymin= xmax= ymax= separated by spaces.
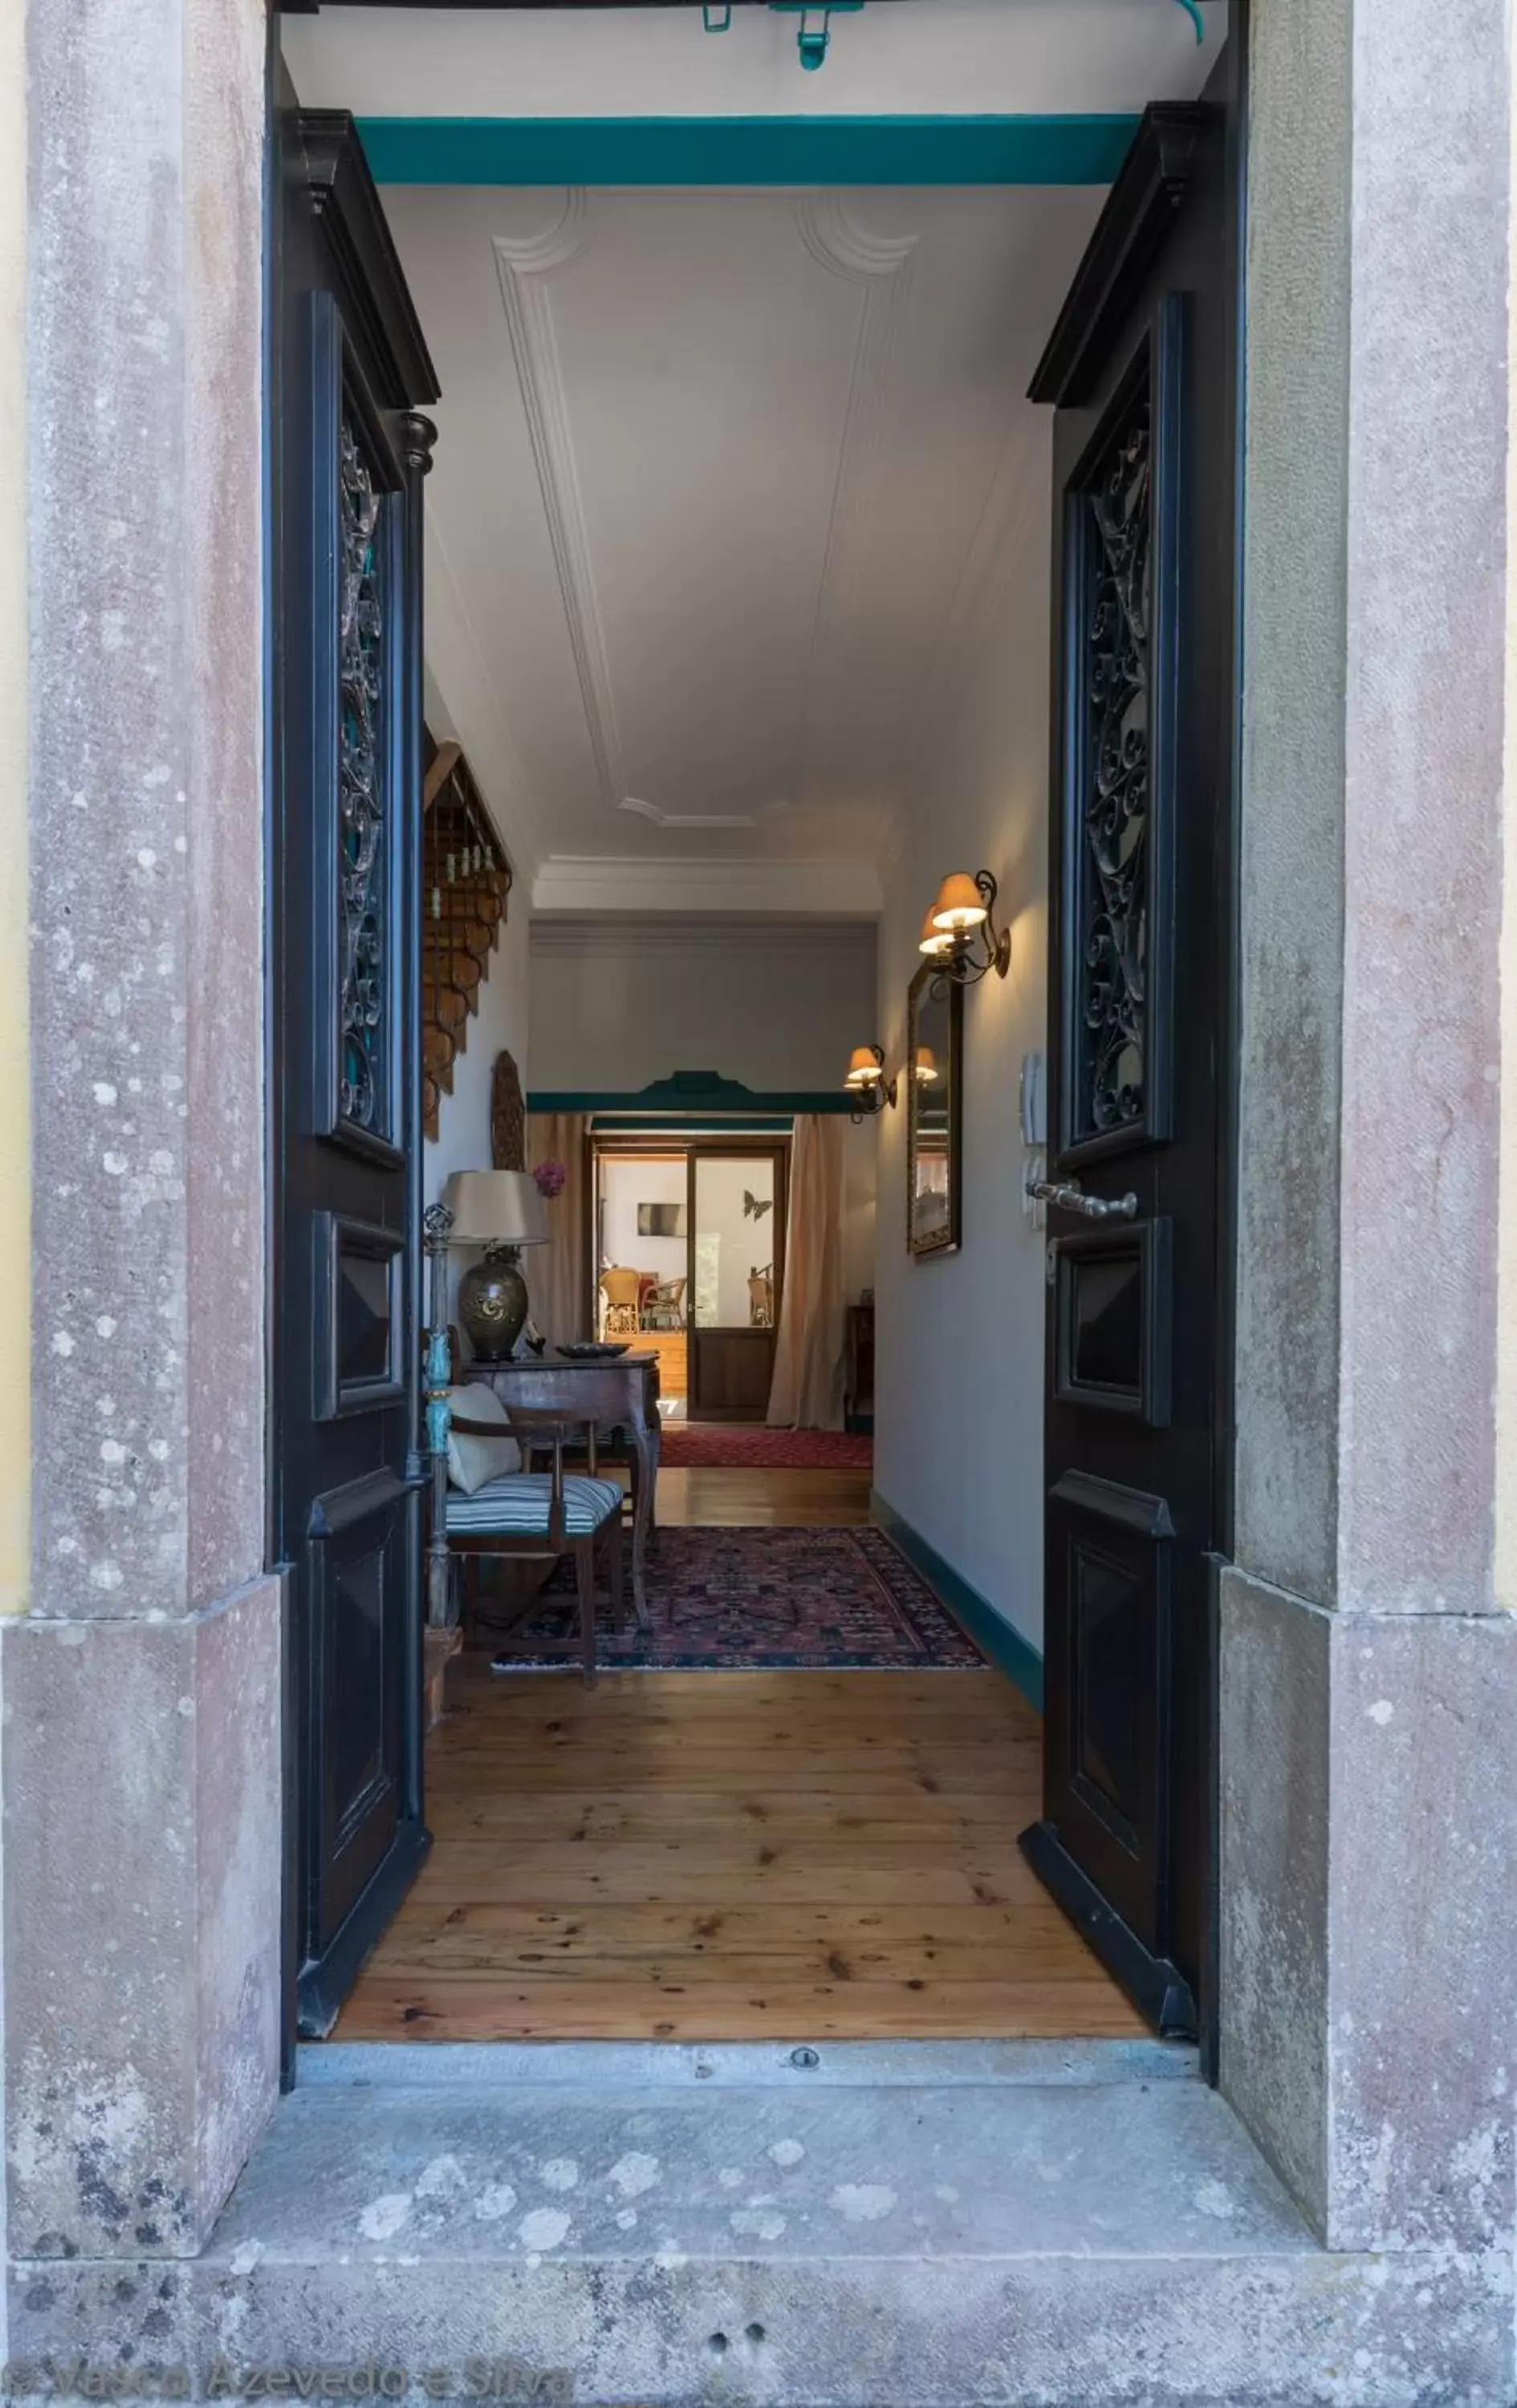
xmin=271 ymin=104 xmax=441 ymax=2041
xmin=1020 ymin=82 xmax=1240 ymax=2044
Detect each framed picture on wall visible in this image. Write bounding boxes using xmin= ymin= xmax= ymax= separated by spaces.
xmin=637 ymin=1202 xmax=686 ymax=1239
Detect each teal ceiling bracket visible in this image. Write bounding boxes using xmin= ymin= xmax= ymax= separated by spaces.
xmin=702 ymin=5 xmax=733 ymax=30
xmin=768 ymin=2 xmax=865 ymax=74
xmin=1173 ymin=0 xmax=1205 ymax=40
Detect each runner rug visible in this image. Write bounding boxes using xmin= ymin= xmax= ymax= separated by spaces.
xmin=656 ymin=1425 xmax=872 ymax=1470
xmin=486 ymin=1524 xmax=985 ymax=1672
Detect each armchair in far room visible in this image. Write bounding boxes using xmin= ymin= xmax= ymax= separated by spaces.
xmin=600 ymin=1264 xmax=644 ymax=1336
xmin=747 ymin=1263 xmax=774 ymax=1328
xmin=642 ymin=1275 xmax=686 ymax=1331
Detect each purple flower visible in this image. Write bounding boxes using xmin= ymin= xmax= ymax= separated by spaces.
xmin=534 ymin=1158 xmax=567 ymax=1200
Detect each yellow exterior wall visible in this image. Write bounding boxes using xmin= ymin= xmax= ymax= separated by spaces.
xmin=1499 ymin=21 xmax=1517 ymax=1611
xmin=0 ymin=0 xmax=28 ymax=1613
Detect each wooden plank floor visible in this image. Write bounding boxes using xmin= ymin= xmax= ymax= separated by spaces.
xmin=334 ymin=1467 xmax=1145 ymax=2043
xmin=645 ymin=1464 xmax=872 ymax=1526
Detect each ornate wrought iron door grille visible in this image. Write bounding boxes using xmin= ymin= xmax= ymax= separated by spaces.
xmin=337 ymin=412 xmax=392 ymax=1141
xmin=1058 ymin=304 xmax=1181 ymax=1168
xmin=1075 ymin=381 xmax=1151 ymax=1145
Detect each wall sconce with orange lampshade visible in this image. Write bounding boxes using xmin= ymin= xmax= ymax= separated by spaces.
xmin=917 ymin=905 xmax=956 ymax=962
xmin=920 ymin=870 xmax=1011 ymax=986
xmin=843 ymin=1042 xmax=898 ymax=1123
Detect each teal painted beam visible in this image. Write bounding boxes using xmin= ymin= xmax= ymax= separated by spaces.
xmin=528 ymin=1090 xmax=853 ymax=1115
xmin=355 ymin=114 xmax=1140 ymax=188
xmin=872 ymin=1491 xmax=1044 ymax=1714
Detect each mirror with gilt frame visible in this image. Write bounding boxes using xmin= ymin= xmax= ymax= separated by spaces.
xmin=906 ymin=961 xmax=962 ymax=1258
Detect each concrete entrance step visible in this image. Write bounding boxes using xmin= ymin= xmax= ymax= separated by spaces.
xmin=11 ymin=2052 xmax=1507 ymax=2404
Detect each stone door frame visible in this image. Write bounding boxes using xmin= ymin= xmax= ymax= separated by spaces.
xmin=3 ymin=0 xmax=1513 ymax=2353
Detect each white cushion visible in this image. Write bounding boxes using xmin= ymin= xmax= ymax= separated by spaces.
xmin=445 ymin=1384 xmax=521 ymax=1495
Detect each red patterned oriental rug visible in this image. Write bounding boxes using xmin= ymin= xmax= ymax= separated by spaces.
xmin=657 ymin=1425 xmax=872 ymax=1470
xmin=486 ymin=1525 xmax=986 ymax=1673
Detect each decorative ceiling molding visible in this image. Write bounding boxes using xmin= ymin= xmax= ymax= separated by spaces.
xmin=491 ymin=189 xmax=920 ymax=843
xmin=786 ymin=197 xmax=917 ymax=837
xmin=794 ymin=194 xmax=917 ymax=287
xmin=490 ymin=192 xmax=632 ymax=824
xmin=408 ymin=179 xmax=1096 ymax=891
xmin=531 ymin=913 xmax=879 ymax=958
xmin=531 ymin=852 xmax=883 ymax=920
xmin=618 ymin=793 xmax=794 ymax=831
xmin=493 ymin=189 xmax=799 ymax=836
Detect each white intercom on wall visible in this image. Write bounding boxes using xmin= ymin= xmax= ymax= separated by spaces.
xmin=1019 ymin=1051 xmax=1048 ymax=1148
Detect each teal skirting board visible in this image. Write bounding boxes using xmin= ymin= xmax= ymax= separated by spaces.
xmin=871 ymin=1491 xmax=1044 ymax=1714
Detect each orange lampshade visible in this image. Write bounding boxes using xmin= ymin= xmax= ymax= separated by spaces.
xmin=914 ymin=1047 xmax=939 ymax=1083
xmin=845 ymin=1046 xmax=883 ymax=1088
xmin=918 ymin=906 xmax=955 ymax=958
xmin=929 ymin=872 xmax=987 ymax=933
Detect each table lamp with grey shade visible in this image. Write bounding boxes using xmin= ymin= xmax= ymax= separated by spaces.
xmin=441 ymin=1169 xmax=550 ymax=1361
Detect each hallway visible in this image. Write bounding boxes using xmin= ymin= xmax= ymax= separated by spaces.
xmin=336 ymin=1470 xmax=1143 ymax=2044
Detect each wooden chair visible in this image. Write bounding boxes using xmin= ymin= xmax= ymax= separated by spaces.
xmin=444 ymin=1403 xmax=624 ymax=1688
xmin=600 ymin=1264 xmax=644 ymax=1336
xmin=642 ymin=1275 xmax=686 ymax=1330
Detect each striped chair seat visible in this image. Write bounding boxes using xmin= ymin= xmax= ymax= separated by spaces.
xmin=445 ymin=1472 xmax=624 ymax=1539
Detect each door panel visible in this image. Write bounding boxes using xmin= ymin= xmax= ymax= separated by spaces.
xmin=1051 ymin=1221 xmax=1172 ymax=1424
xmin=689 ymin=1331 xmax=776 ymax=1419
xmin=1021 ymin=79 xmax=1239 ymax=2045
xmin=1045 ymin=1469 xmax=1173 ymax=1948
xmin=272 ymin=104 xmax=441 ymax=2043
xmin=307 ymin=1469 xmax=412 ymax=1948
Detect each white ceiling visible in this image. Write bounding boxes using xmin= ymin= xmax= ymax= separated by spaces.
xmin=285 ymin=6 xmax=1223 ymax=916
xmin=397 ymin=178 xmax=1106 ymax=912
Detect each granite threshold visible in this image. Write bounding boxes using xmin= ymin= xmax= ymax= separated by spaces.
xmin=8 ymin=2042 xmax=1509 ymax=2407
xmin=299 ymin=2036 xmax=1198 ymax=2091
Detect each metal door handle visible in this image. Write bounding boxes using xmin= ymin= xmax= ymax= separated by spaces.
xmin=1025 ymin=1178 xmax=1139 ymax=1222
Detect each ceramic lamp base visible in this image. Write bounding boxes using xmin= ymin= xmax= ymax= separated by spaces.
xmin=458 ymin=1245 xmax=530 ymax=1362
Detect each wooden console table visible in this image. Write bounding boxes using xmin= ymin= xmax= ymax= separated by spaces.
xmin=459 ymin=1352 xmax=661 ymax=1629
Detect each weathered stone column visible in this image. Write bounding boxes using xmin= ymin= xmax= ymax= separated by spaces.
xmin=6 ymin=0 xmax=280 ymax=2258
xmin=1224 ymin=0 xmax=1517 ymax=2256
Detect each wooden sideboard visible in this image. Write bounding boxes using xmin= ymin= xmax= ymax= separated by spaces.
xmin=844 ymin=1302 xmax=875 ymax=1430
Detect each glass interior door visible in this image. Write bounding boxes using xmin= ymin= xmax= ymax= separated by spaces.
xmin=691 ymin=1153 xmax=778 ymax=1329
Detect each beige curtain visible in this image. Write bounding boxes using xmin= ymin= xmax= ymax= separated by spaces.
xmin=527 ymin=1112 xmax=591 ymax=1349
xmin=767 ymin=1115 xmax=846 ymax=1430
